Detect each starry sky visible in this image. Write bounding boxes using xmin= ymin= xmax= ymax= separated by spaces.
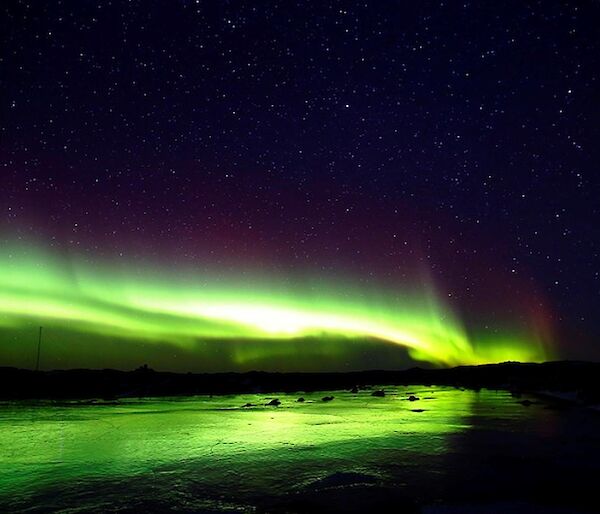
xmin=1 ymin=1 xmax=599 ymax=370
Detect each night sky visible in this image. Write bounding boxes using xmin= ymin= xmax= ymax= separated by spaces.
xmin=1 ymin=1 xmax=599 ymax=371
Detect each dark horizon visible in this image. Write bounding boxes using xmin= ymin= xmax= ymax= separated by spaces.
xmin=3 ymin=360 xmax=600 ymax=402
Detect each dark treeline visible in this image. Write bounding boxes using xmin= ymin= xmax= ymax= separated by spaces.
xmin=1 ymin=361 xmax=599 ymax=402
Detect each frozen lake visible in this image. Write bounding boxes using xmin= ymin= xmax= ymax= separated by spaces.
xmin=1 ymin=387 xmax=598 ymax=512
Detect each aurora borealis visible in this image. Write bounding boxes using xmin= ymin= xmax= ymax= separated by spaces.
xmin=4 ymin=4 xmax=600 ymax=514
xmin=0 ymin=241 xmax=550 ymax=370
xmin=1 ymin=1 xmax=599 ymax=370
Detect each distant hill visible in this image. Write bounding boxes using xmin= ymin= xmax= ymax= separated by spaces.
xmin=1 ymin=361 xmax=599 ymax=402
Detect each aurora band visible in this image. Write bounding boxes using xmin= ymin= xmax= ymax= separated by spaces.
xmin=0 ymin=242 xmax=551 ymax=367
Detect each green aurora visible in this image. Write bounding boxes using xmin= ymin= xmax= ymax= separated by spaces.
xmin=0 ymin=242 xmax=551 ymax=370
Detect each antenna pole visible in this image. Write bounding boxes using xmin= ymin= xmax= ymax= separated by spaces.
xmin=35 ymin=326 xmax=43 ymax=371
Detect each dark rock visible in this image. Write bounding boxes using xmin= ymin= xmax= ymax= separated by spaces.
xmin=322 ymin=396 xmax=334 ymax=402
xmin=297 ymin=397 xmax=305 ymax=402
xmin=411 ymin=409 xmax=425 ymax=412
xmin=408 ymin=395 xmax=420 ymax=401
xmin=519 ymin=399 xmax=533 ymax=406
xmin=241 ymin=402 xmax=255 ymax=408
xmin=351 ymin=385 xmax=359 ymax=393
xmin=266 ymin=398 xmax=281 ymax=406
xmin=371 ymin=389 xmax=385 ymax=397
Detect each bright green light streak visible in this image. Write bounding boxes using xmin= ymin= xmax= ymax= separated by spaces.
xmin=0 ymin=243 xmax=550 ymax=366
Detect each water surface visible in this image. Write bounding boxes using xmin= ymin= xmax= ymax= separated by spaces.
xmin=1 ymin=387 xmax=598 ymax=512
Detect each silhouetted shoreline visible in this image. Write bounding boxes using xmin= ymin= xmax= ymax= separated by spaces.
xmin=1 ymin=360 xmax=599 ymax=402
